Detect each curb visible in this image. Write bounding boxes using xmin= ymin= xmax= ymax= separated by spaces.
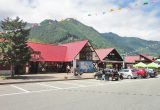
xmin=0 ymin=77 xmax=93 ymax=85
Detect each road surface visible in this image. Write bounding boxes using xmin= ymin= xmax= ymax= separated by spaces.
xmin=0 ymin=78 xmax=160 ymax=110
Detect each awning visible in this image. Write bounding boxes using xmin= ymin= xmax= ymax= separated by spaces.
xmin=147 ymin=62 xmax=160 ymax=68
xmin=133 ymin=62 xmax=147 ymax=68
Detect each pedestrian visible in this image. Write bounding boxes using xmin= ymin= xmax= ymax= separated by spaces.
xmin=101 ymin=69 xmax=106 ymax=81
xmin=25 ymin=63 xmax=29 ymax=74
xmin=66 ymin=65 xmax=70 ymax=74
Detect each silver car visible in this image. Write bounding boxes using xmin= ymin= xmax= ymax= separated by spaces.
xmin=118 ymin=69 xmax=138 ymax=79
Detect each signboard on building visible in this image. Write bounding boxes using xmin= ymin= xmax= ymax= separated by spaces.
xmin=78 ymin=61 xmax=94 ymax=73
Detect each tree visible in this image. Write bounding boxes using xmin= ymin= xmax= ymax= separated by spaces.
xmin=0 ymin=17 xmax=31 ymax=77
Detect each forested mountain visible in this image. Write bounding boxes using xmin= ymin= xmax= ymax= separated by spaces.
xmin=29 ymin=18 xmax=114 ymax=48
xmin=1 ymin=18 xmax=160 ymax=56
xmin=102 ymin=32 xmax=160 ymax=56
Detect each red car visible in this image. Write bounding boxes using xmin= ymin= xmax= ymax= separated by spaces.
xmin=136 ymin=68 xmax=148 ymax=78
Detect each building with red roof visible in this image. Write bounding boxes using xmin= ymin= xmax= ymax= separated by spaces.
xmin=27 ymin=40 xmax=100 ymax=73
xmin=124 ymin=54 xmax=154 ymax=68
xmin=96 ymin=48 xmax=123 ymax=70
xmin=0 ymin=39 xmax=100 ymax=73
xmin=28 ymin=40 xmax=100 ymax=62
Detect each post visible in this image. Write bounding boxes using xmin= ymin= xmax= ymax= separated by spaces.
xmin=121 ymin=54 xmax=125 ymax=69
xmin=122 ymin=60 xmax=125 ymax=69
xmin=73 ymin=60 xmax=76 ymax=74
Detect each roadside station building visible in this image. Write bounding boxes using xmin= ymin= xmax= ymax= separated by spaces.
xmin=95 ymin=48 xmax=123 ymax=70
xmin=27 ymin=40 xmax=100 ymax=73
xmin=0 ymin=39 xmax=126 ymax=74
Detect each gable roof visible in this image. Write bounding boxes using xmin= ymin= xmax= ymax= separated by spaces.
xmin=139 ymin=54 xmax=154 ymax=62
xmin=95 ymin=48 xmax=114 ymax=61
xmin=27 ymin=40 xmax=89 ymax=62
xmin=125 ymin=54 xmax=153 ymax=63
xmin=124 ymin=56 xmax=139 ymax=63
xmin=60 ymin=40 xmax=88 ymax=61
xmin=27 ymin=42 xmax=67 ymax=62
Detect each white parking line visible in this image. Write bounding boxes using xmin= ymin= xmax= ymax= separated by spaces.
xmin=10 ymin=85 xmax=30 ymax=93
xmin=0 ymin=78 xmax=155 ymax=97
xmin=58 ymin=81 xmax=87 ymax=87
xmin=0 ymin=92 xmax=28 ymax=97
xmin=0 ymin=87 xmax=81 ymax=97
xmin=36 ymin=83 xmax=63 ymax=89
xmin=73 ymin=80 xmax=104 ymax=85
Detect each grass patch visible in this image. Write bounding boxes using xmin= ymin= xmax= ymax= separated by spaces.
xmin=0 ymin=73 xmax=11 ymax=80
xmin=6 ymin=75 xmax=28 ymax=79
xmin=0 ymin=75 xmax=7 ymax=80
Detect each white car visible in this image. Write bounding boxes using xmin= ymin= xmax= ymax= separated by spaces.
xmin=118 ymin=69 xmax=138 ymax=79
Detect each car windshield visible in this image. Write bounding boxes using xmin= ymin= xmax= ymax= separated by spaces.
xmin=131 ymin=69 xmax=137 ymax=72
xmin=146 ymin=69 xmax=154 ymax=72
xmin=120 ymin=69 xmax=129 ymax=72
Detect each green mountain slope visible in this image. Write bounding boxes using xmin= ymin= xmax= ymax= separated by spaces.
xmin=102 ymin=32 xmax=160 ymax=56
xmin=0 ymin=22 xmax=2 ymax=32
xmin=1 ymin=18 xmax=160 ymax=56
xmin=29 ymin=18 xmax=114 ymax=48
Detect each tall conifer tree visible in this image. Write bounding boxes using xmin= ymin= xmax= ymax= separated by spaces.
xmin=0 ymin=17 xmax=31 ymax=77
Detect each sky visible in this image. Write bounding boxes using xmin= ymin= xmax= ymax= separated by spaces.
xmin=0 ymin=0 xmax=160 ymax=41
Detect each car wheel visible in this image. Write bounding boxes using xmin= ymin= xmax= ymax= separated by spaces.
xmin=117 ymin=77 xmax=120 ymax=81
xmin=127 ymin=75 xmax=132 ymax=79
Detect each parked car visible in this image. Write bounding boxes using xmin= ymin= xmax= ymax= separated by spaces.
xmin=94 ymin=68 xmax=123 ymax=81
xmin=136 ymin=68 xmax=148 ymax=78
xmin=118 ymin=69 xmax=138 ymax=79
xmin=145 ymin=69 xmax=157 ymax=78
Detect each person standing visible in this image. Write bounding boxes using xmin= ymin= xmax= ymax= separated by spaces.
xmin=101 ymin=69 xmax=106 ymax=81
xmin=66 ymin=65 xmax=70 ymax=74
xmin=25 ymin=63 xmax=29 ymax=74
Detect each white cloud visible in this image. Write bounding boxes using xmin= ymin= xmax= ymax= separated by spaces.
xmin=0 ymin=0 xmax=160 ymax=41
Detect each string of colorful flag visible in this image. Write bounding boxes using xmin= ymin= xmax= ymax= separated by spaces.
xmin=87 ymin=0 xmax=159 ymax=16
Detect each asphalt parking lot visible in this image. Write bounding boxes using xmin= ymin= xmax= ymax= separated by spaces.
xmin=0 ymin=78 xmax=160 ymax=110
xmin=0 ymin=79 xmax=113 ymax=96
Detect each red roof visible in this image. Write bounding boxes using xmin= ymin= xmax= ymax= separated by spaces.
xmin=27 ymin=42 xmax=67 ymax=62
xmin=124 ymin=56 xmax=139 ymax=63
xmin=27 ymin=40 xmax=88 ymax=62
xmin=95 ymin=48 xmax=114 ymax=61
xmin=139 ymin=54 xmax=154 ymax=62
xmin=60 ymin=40 xmax=88 ymax=61
xmin=125 ymin=54 xmax=153 ymax=63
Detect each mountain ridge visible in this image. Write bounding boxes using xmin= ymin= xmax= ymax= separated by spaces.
xmin=102 ymin=32 xmax=160 ymax=56
xmin=0 ymin=18 xmax=160 ymax=56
